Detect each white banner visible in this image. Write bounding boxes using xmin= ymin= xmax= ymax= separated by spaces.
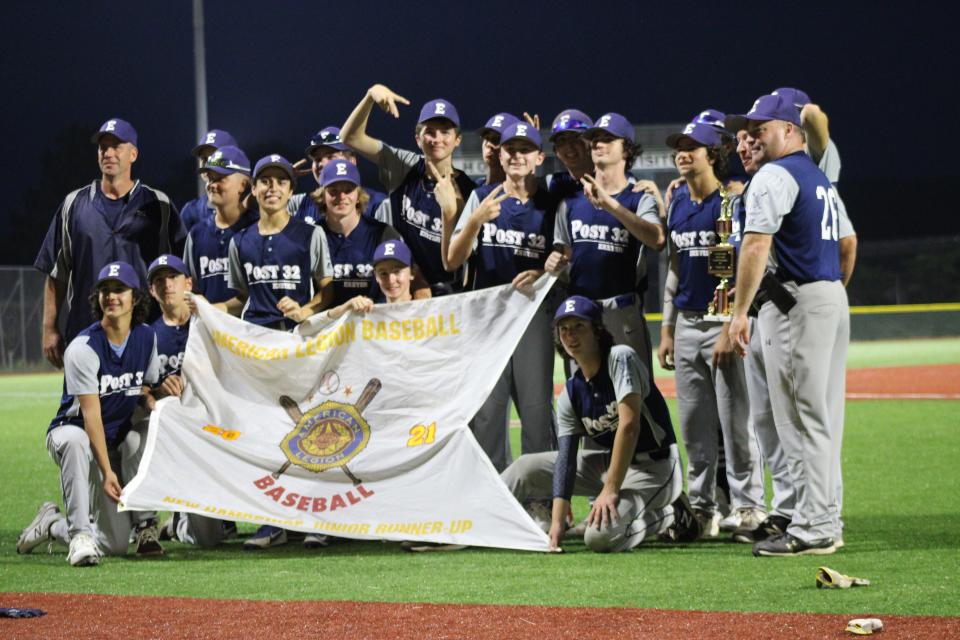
xmin=121 ymin=277 xmax=557 ymax=551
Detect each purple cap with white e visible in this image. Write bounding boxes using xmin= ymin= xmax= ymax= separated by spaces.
xmin=200 ymin=145 xmax=251 ymax=176
xmin=91 ymin=118 xmax=138 ymax=147
xmin=554 ymin=295 xmax=601 ymax=322
xmin=666 ymin=122 xmax=723 ymax=149
xmin=500 ymin=122 xmax=542 ymax=149
xmin=306 ymin=126 xmax=349 ymax=156
xmin=192 ymin=129 xmax=238 ymax=156
xmin=95 ymin=261 xmax=140 ymax=290
xmin=418 ymin=98 xmax=460 ymax=127
xmin=478 ymin=113 xmax=520 ymax=138
xmin=372 ymin=239 xmax=412 ymax=267
xmin=692 ymin=109 xmax=727 ymax=130
xmin=320 ymin=159 xmax=361 ymax=187
xmin=147 ymin=254 xmax=189 ymax=281
xmin=725 ymin=94 xmax=802 ymax=132
xmin=253 ymin=154 xmax=297 ymax=182
xmin=549 ymin=109 xmax=593 ymax=141
xmin=583 ymin=113 xmax=635 ymax=144
xmin=772 ymin=87 xmax=811 ymax=109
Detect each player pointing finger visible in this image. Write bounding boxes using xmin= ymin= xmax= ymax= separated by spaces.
xmin=368 ymin=84 xmax=411 ymax=118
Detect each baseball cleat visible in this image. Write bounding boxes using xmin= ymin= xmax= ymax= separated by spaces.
xmin=303 ymin=534 xmax=329 ymax=549
xmin=158 ymin=513 xmax=180 ymax=542
xmin=724 ymin=507 xmax=767 ymax=536
xmin=734 ymin=514 xmax=789 ymax=544
xmin=135 ymin=524 xmax=164 ymax=556
xmin=222 ymin=521 xmax=239 ymax=540
xmin=694 ymin=509 xmax=721 ymax=538
xmin=67 ymin=533 xmax=102 ymax=567
xmin=662 ymin=493 xmax=702 ymax=542
xmin=752 ymin=532 xmax=836 ymax=557
xmin=17 ymin=502 xmax=62 ymax=554
xmin=243 ymin=525 xmax=287 ymax=550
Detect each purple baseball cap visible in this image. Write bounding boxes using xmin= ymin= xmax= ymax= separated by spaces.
xmin=500 ymin=122 xmax=542 ymax=149
xmin=200 ymin=145 xmax=251 ymax=177
xmin=725 ymin=94 xmax=802 ymax=132
xmin=306 ymin=126 xmax=349 ymax=156
xmin=95 ymin=261 xmax=140 ymax=290
xmin=418 ymin=98 xmax=460 ymax=128
xmin=692 ymin=109 xmax=727 ymax=130
xmin=554 ymin=295 xmax=601 ymax=322
xmin=91 ymin=118 xmax=138 ymax=147
xmin=772 ymin=87 xmax=811 ymax=109
xmin=583 ymin=113 xmax=635 ymax=144
xmin=373 ymin=239 xmax=412 ymax=267
xmin=549 ymin=109 xmax=593 ymax=141
xmin=320 ymin=159 xmax=361 ymax=187
xmin=478 ymin=113 xmax=520 ymax=138
xmin=666 ymin=122 xmax=723 ymax=149
xmin=253 ymin=154 xmax=297 ymax=182
xmin=147 ymin=254 xmax=189 ymax=282
xmin=191 ymin=129 xmax=238 ymax=156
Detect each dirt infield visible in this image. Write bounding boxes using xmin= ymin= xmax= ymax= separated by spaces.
xmin=2 ymin=592 xmax=957 ymax=639
xmin=652 ymin=363 xmax=960 ymax=400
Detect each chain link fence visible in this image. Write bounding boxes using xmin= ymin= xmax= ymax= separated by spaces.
xmin=0 ymin=267 xmax=45 ymax=371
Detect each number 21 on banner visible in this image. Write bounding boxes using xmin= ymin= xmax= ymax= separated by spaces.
xmin=407 ymin=422 xmax=437 ymax=447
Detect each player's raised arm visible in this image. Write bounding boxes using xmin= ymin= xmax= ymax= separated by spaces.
xmin=582 ymin=174 xmax=666 ymax=250
xmin=341 ymin=84 xmax=411 ymax=163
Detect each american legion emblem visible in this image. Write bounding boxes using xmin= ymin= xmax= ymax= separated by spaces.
xmin=272 ymin=378 xmax=381 ymax=485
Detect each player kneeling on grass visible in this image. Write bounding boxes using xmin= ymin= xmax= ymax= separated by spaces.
xmin=18 ymin=262 xmax=163 ymax=566
xmin=501 ymin=296 xmax=701 ymax=552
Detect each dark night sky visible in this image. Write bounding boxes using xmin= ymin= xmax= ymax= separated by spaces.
xmin=0 ymin=1 xmax=954 ymax=263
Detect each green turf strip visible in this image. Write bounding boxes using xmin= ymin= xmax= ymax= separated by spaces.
xmin=1 ymin=345 xmax=958 ymax=615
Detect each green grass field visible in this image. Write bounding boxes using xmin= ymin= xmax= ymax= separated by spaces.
xmin=2 ymin=339 xmax=958 ymax=616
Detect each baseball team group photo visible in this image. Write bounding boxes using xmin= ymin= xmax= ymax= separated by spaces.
xmin=2 ymin=3 xmax=958 ymax=638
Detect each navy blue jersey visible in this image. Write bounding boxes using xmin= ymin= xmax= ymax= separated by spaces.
xmin=456 ymin=183 xmax=557 ymax=289
xmin=559 ymin=345 xmax=675 ymax=456
xmin=150 ymin=316 xmax=190 ymax=381
xmin=363 ymin=187 xmax=387 ymax=219
xmin=554 ymin=189 xmax=660 ymax=299
xmin=180 ymin=194 xmax=213 ymax=232
xmin=376 ymin=145 xmax=476 ymax=288
xmin=744 ymin=151 xmax=841 ymax=284
xmin=546 ymin=171 xmax=582 ymax=201
xmin=227 ymin=218 xmax=333 ymax=330
xmin=34 ymin=181 xmax=184 ymax=342
xmin=667 ymin=186 xmax=731 ymax=312
xmin=49 ymin=322 xmax=159 ymax=448
xmin=291 ymin=187 xmax=389 ymax=225
xmin=183 ymin=208 xmax=259 ymax=303
xmin=320 ymin=216 xmax=399 ymax=305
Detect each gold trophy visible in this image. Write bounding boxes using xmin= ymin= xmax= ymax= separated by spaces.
xmin=704 ymin=184 xmax=735 ymax=322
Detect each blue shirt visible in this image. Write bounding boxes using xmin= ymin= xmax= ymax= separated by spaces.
xmin=667 ymin=186 xmax=739 ymax=312
xmin=49 ymin=322 xmax=159 ymax=448
xmin=183 ymin=208 xmax=259 ymax=303
xmin=180 ymin=194 xmax=214 ymax=232
xmin=554 ymin=188 xmax=660 ymax=299
xmin=320 ymin=216 xmax=399 ymax=305
xmin=744 ymin=151 xmax=841 ymax=284
xmin=150 ymin=316 xmax=190 ymax=381
xmin=546 ymin=171 xmax=582 ymax=201
xmin=34 ymin=181 xmax=184 ymax=342
xmin=227 ymin=218 xmax=334 ymax=330
xmin=456 ymin=183 xmax=557 ymax=289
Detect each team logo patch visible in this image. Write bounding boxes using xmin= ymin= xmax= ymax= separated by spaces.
xmin=273 ymin=378 xmax=381 ymax=484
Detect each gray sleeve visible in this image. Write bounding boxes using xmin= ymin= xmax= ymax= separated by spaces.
xmin=182 ymin=232 xmax=198 ymax=283
xmin=836 ymin=189 xmax=855 ymax=238
xmin=743 ymin=165 xmax=799 ymax=234
xmin=373 ymin=198 xmax=392 ymax=224
xmin=553 ymin=200 xmax=571 ymax=247
xmin=380 ymin=224 xmax=401 ymax=243
xmin=144 ymin=333 xmax=160 ymax=385
xmin=226 ymin=237 xmax=247 ymax=294
xmin=377 ymin=144 xmax=421 ymax=193
xmin=817 ymin=138 xmax=842 ymax=184
xmin=288 ymin=193 xmax=306 ymax=215
xmin=608 ymin=345 xmax=649 ymax=402
xmin=555 ymin=386 xmax=584 ymax=439
xmin=310 ymin=226 xmax=334 ymax=281
xmin=635 ymin=192 xmax=660 ymax=225
xmin=453 ymin=190 xmax=481 ymax=251
xmin=63 ymin=338 xmax=100 ymax=396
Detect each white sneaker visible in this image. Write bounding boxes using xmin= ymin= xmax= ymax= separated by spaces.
xmin=68 ymin=533 xmax=101 ymax=567
xmin=303 ymin=534 xmax=329 ymax=549
xmin=718 ymin=510 xmax=742 ymax=532
xmin=695 ymin=510 xmax=721 ymax=538
xmin=17 ymin=502 xmax=62 ymax=554
xmin=736 ymin=507 xmax=768 ymax=533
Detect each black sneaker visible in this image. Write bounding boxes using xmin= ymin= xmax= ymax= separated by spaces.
xmin=733 ymin=514 xmax=789 ymax=544
xmin=752 ymin=532 xmax=835 ymax=557
xmin=135 ymin=524 xmax=164 ymax=556
xmin=663 ymin=493 xmax=702 ymax=542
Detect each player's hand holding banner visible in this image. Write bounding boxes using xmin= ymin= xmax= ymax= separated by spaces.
xmin=120 ymin=278 xmax=557 ymax=551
